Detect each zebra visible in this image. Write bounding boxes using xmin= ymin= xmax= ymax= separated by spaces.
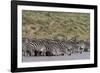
xmin=78 ymin=40 xmax=90 ymax=53
xmin=22 ymin=38 xmax=34 ymax=56
xmin=63 ymin=40 xmax=74 ymax=55
xmin=72 ymin=40 xmax=90 ymax=54
xmin=22 ymin=38 xmax=46 ymax=56
xmin=22 ymin=38 xmax=90 ymax=57
xmin=50 ymin=41 xmax=63 ymax=56
xmin=54 ymin=39 xmax=70 ymax=55
xmin=40 ymin=39 xmax=64 ymax=56
xmin=29 ymin=39 xmax=47 ymax=56
xmin=42 ymin=39 xmax=55 ymax=56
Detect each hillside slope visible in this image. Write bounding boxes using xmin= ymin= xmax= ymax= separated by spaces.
xmin=22 ymin=10 xmax=90 ymax=40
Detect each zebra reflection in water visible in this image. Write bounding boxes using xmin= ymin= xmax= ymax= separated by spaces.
xmin=22 ymin=38 xmax=90 ymax=57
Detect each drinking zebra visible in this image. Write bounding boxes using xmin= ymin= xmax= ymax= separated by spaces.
xmin=22 ymin=38 xmax=90 ymax=57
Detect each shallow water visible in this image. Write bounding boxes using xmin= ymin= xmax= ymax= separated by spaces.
xmin=22 ymin=52 xmax=90 ymax=62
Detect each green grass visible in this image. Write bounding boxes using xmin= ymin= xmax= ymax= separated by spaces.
xmin=22 ymin=10 xmax=90 ymax=40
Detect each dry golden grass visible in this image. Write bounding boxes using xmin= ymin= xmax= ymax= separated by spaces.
xmin=22 ymin=10 xmax=90 ymax=40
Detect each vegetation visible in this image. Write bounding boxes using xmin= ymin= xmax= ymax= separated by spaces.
xmin=22 ymin=10 xmax=90 ymax=40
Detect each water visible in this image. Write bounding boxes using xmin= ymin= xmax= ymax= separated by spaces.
xmin=22 ymin=52 xmax=90 ymax=62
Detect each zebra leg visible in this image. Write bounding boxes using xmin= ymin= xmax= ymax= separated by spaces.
xmin=31 ymin=50 xmax=35 ymax=56
xmin=34 ymin=50 xmax=38 ymax=56
xmin=67 ymin=49 xmax=72 ymax=55
xmin=25 ymin=50 xmax=31 ymax=56
xmin=22 ymin=50 xmax=25 ymax=56
xmin=79 ymin=47 xmax=83 ymax=54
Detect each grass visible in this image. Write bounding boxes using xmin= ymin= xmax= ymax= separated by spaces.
xmin=22 ymin=10 xmax=90 ymax=40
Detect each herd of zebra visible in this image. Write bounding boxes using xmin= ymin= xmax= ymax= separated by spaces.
xmin=22 ymin=38 xmax=90 ymax=57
